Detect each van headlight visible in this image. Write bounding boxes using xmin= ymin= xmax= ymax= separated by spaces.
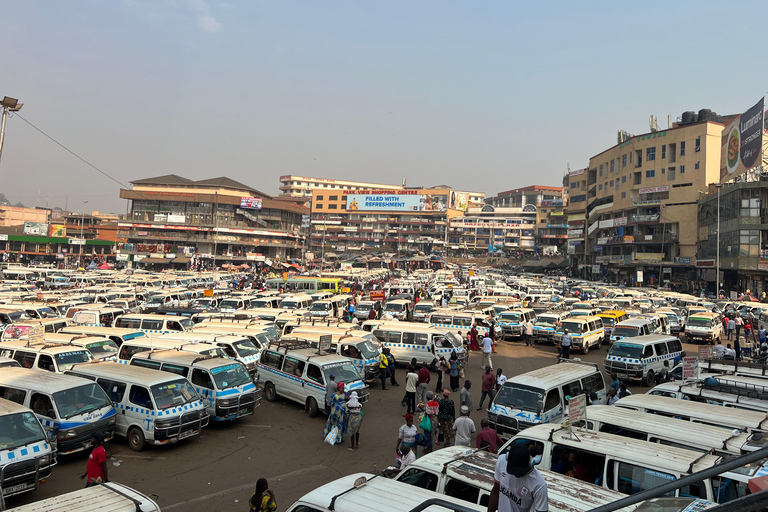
xmin=58 ymin=429 xmax=77 ymax=440
xmin=628 ymin=364 xmax=643 ymax=370
xmin=155 ymin=419 xmax=174 ymax=429
xmin=39 ymin=454 xmax=52 ymax=466
xmin=109 ymin=416 xmax=116 ymax=425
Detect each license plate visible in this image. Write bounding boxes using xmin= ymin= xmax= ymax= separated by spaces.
xmin=238 ymin=408 xmax=253 ymax=417
xmin=3 ymin=483 xmax=28 ymax=495
xmin=179 ymin=429 xmax=198 ymax=440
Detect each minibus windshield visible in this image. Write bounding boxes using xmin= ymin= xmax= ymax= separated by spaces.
xmin=54 ymin=383 xmax=112 ymax=419
xmin=36 ymin=308 xmax=58 ymax=319
xmin=178 ymin=318 xmax=195 ymax=330
xmin=355 ymin=340 xmax=379 ymax=359
xmin=599 ymin=317 xmax=616 ymax=327
xmin=0 ymin=412 xmax=46 ymax=450
xmin=534 ymin=317 xmax=557 ymax=328
xmin=152 ymin=379 xmax=198 ymax=409
xmin=220 ymin=300 xmax=242 ymax=310
xmin=494 ymin=384 xmax=542 ymax=413
xmin=85 ymin=340 xmax=119 ymax=359
xmin=309 ymin=302 xmax=330 ymax=311
xmin=687 ymin=318 xmax=712 ymax=328
xmin=211 ymin=363 xmax=252 ymax=389
xmin=415 ymin=304 xmax=433 ymax=313
xmin=611 ymin=326 xmax=640 ymax=338
xmin=499 ymin=313 xmax=521 ymax=322
xmin=383 ymin=303 xmax=405 ymax=312
xmin=610 ymin=342 xmax=644 ymax=359
xmin=557 ymin=321 xmax=584 ymax=334
xmin=232 ymin=339 xmax=260 ymax=357
xmin=147 ymin=295 xmax=166 ymax=306
xmin=55 ymin=350 xmax=94 ymax=371
xmin=323 ymin=363 xmax=360 ymax=384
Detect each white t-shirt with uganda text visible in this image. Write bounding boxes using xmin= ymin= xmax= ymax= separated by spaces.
xmin=493 ymin=455 xmax=548 ymax=512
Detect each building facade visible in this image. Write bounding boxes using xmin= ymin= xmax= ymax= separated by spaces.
xmin=119 ymin=175 xmax=307 ymax=266
xmin=567 ymin=119 xmax=722 ymax=288
xmin=308 ymin=187 xmax=478 ymax=254
xmin=447 ymin=205 xmax=537 ymax=254
xmin=0 ymin=205 xmax=49 ymax=227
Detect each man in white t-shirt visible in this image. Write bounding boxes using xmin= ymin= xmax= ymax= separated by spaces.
xmin=714 ymin=340 xmax=725 ymax=359
xmin=482 ymin=336 xmax=494 ymax=369
xmin=488 ymin=444 xmax=548 ymax=512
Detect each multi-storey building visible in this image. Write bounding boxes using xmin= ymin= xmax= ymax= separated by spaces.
xmin=280 ymin=175 xmax=486 ymax=204
xmin=0 ymin=205 xmax=49 ymax=227
xmin=307 ymin=187 xmax=479 ymax=254
xmin=563 ymin=168 xmax=589 ymax=270
xmin=447 ymin=205 xmax=537 ymax=254
xmin=571 ymin=118 xmax=723 ymax=287
xmin=119 ymin=175 xmax=307 ymax=266
xmin=484 ymin=186 xmax=568 ymax=254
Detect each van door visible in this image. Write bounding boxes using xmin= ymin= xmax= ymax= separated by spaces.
xmin=191 ymin=368 xmax=215 ymax=411
xmin=281 ymin=356 xmax=307 ymax=401
xmin=36 ymin=354 xmax=55 ymax=372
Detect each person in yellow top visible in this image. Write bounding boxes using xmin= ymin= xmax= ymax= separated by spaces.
xmin=249 ymin=478 xmax=276 ymax=512
xmin=379 ymin=351 xmax=390 ymax=390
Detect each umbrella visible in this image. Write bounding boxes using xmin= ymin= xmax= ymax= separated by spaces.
xmin=240 ymin=264 xmax=250 ymax=269
xmin=98 ymin=263 xmax=112 ymax=270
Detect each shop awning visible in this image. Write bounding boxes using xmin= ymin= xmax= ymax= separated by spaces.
xmin=141 ymin=257 xmax=170 ymax=264
xmin=171 ymin=257 xmax=191 ymax=264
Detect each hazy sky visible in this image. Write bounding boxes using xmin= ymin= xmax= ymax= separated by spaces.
xmin=2 ymin=1 xmax=767 ymax=213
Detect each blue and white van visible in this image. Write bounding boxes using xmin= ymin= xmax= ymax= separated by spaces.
xmin=0 ymin=368 xmax=116 ymax=455
xmin=532 ymin=312 xmax=570 ymax=343
xmin=496 ymin=308 xmax=536 ymax=340
xmin=487 ymin=360 xmax=606 ymax=438
xmin=604 ymin=334 xmax=683 ymax=386
xmin=258 ymin=343 xmax=369 ymax=417
xmin=66 ymin=362 xmax=209 ymax=451
xmin=284 ymin=332 xmax=381 ymax=384
xmin=0 ymin=398 xmax=55 ymax=501
xmin=113 ymin=314 xmax=194 ymax=334
xmin=427 ymin=310 xmax=495 ymax=339
xmin=129 ymin=350 xmax=259 ymax=421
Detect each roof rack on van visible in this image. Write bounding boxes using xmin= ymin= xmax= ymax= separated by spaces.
xmin=556 ymin=358 xmax=600 ymax=371
xmin=701 ymin=358 xmax=768 ymax=377
xmin=701 ymin=377 xmax=768 ymax=401
xmin=267 ymin=337 xmax=314 ymax=352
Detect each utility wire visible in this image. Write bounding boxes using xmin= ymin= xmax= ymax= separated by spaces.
xmin=14 ymin=112 xmax=129 ymax=189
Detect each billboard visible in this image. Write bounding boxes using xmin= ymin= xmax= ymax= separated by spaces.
xmin=49 ymin=224 xmax=66 ymax=237
xmin=23 ymin=222 xmax=48 ymax=236
xmin=346 ymin=194 xmax=448 ymax=212
xmin=240 ymin=197 xmax=263 ymax=209
xmin=721 ymin=97 xmax=766 ymax=181
xmin=449 ymin=192 xmax=468 ymax=211
xmin=167 ymin=214 xmax=186 ymax=223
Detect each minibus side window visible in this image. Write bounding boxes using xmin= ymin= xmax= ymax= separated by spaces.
xmin=37 ymin=354 xmax=55 ymax=372
xmin=129 ymin=385 xmax=153 ymax=409
xmin=445 ymin=478 xmax=481 ymax=504
xmin=30 ymin=393 xmax=54 ymax=418
xmin=166 ymin=321 xmax=183 ymax=331
xmin=544 ymin=389 xmax=560 ymax=412
xmin=119 ymin=345 xmax=149 ymax=361
xmin=656 ymin=343 xmax=669 ymax=356
xmin=643 ymin=345 xmax=654 ymax=358
xmin=610 ymin=460 xmax=675 ymax=496
xmin=283 ymin=357 xmax=305 ymax=377
xmin=96 ymin=378 xmax=126 ymax=402
xmin=403 ymin=333 xmax=429 ymax=346
xmin=0 ymin=386 xmax=26 ymax=405
xmin=562 ymin=381 xmax=582 ymax=398
xmin=261 ymin=351 xmax=284 ymax=370
xmin=217 ymin=343 xmax=238 ymax=358
xmin=398 ymin=467 xmax=439 ymax=491
xmin=132 ymin=359 xmax=162 ymax=370
xmin=307 ymin=364 xmax=324 ymax=384
xmin=668 ymin=339 xmax=683 ymax=353
xmin=141 ymin=319 xmax=163 ymax=331
xmin=14 ymin=351 xmax=36 ymax=369
xmin=116 ymin=318 xmax=141 ymax=329
xmin=191 ymin=369 xmax=214 ymax=389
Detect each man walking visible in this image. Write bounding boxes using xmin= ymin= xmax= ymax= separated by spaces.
xmin=488 ymin=444 xmax=549 ymax=512
xmin=80 ymin=434 xmax=108 ymax=487
xmin=386 ymin=348 xmax=399 ymax=387
xmin=735 ymin=315 xmax=744 ymax=340
xmin=524 ymin=318 xmax=534 ymax=347
xmin=560 ymin=329 xmax=572 ymax=360
xmin=416 ymin=364 xmax=431 ymax=409
xmin=482 ymin=334 xmax=493 ymax=369
xmin=379 ymin=351 xmax=390 ymax=390
xmin=453 ymin=405 xmax=475 ymax=447
xmin=495 ymin=368 xmax=507 ymax=392
xmin=727 ymin=316 xmax=736 ymax=341
xmin=477 ymin=366 xmax=495 ymax=411
xmin=460 ymin=380 xmax=473 ymax=413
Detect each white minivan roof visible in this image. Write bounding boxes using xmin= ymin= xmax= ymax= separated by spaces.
xmin=507 ymin=361 xmax=600 ymax=389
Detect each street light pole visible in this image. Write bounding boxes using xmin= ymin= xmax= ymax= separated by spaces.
xmin=715 ymin=184 xmax=722 ymax=298
xmin=0 ymin=97 xmax=23 ymax=165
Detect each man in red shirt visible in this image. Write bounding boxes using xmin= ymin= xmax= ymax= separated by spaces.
xmin=477 ymin=366 xmax=496 ymax=411
xmin=81 ymin=434 xmax=108 ymax=487
xmin=476 ymin=418 xmax=504 ymax=453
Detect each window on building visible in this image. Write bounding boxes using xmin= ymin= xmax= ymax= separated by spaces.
xmin=740 ymin=230 xmax=760 ymax=257
xmin=634 ymin=172 xmax=642 ymax=185
xmin=661 ymin=168 xmax=665 ymax=174
xmin=315 ymin=204 xmax=323 ymax=209
xmin=646 ymin=170 xmax=655 ymax=178
xmin=610 ymin=160 xmax=615 ymax=173
xmin=668 ymin=169 xmax=675 ymax=181
xmin=622 ymin=175 xmax=626 ymax=183
xmin=635 ymin=150 xmax=642 ymax=167
xmin=329 ymin=195 xmax=338 ymax=201
xmin=661 ymin=145 xmax=666 ymax=159
xmin=599 ymin=165 xmax=603 ymax=177
xmin=598 ymin=184 xmax=602 ymax=190
xmin=680 ymin=141 xmax=686 ymax=156
xmin=646 ymin=147 xmax=656 ymax=161
xmin=741 ymin=189 xmax=760 ymax=217
xmin=695 ymin=138 xmax=700 ymax=152
xmin=621 ymin=192 xmax=626 ymax=199
xmin=680 ymin=165 xmax=685 ymax=174
xmin=610 ymin=180 xmax=614 ymax=187
xmin=622 ymin=154 xmax=627 ymax=168
xmin=316 ymin=195 xmax=324 ymax=201
xmin=328 ymin=204 xmax=338 ymax=209
xmin=695 ymin=162 xmax=700 ymax=170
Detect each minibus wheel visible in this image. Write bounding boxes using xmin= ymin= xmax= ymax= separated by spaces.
xmin=644 ymin=370 xmax=655 ymax=387
xmin=128 ymin=427 xmax=146 ymax=452
xmin=582 ymin=343 xmax=589 ymax=355
xmin=264 ymin=382 xmax=277 ymax=402
xmin=307 ymin=397 xmax=319 ymax=417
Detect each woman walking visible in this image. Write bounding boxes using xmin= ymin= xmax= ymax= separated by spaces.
xmin=438 ymin=389 xmax=456 ymax=447
xmin=469 ymin=325 xmax=480 ymax=351
xmin=449 ymin=351 xmax=460 ymax=392
xmin=396 ymin=414 xmax=419 ymax=459
xmin=248 ymin=478 xmax=276 ymax=512
xmin=322 ymin=382 xmax=348 ymax=445
xmin=346 ymin=391 xmax=363 ymax=451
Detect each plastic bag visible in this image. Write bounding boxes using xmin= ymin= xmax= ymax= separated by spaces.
xmin=459 ymin=369 xmax=465 ymax=379
xmin=324 ymin=426 xmax=339 ymax=445
xmin=419 ymin=413 xmax=432 ymax=431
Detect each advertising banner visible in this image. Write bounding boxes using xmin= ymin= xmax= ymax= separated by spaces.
xmin=167 ymin=214 xmax=186 ymax=223
xmin=639 ymin=186 xmax=669 ymax=194
xmin=635 ymin=252 xmax=663 ymax=261
xmin=240 ymin=197 xmax=263 ymax=209
xmin=613 ymin=217 xmax=627 ymax=226
xmin=23 ymin=222 xmax=48 ymax=236
xmin=721 ymin=97 xmax=766 ymax=181
xmin=49 ymin=224 xmax=66 ymax=237
xmin=449 ymin=192 xmax=469 ymax=211
xmin=540 ymin=199 xmax=564 ymax=207
xmin=346 ymin=194 xmax=446 ymax=212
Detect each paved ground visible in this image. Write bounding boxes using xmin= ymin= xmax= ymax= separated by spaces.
xmin=6 ymin=336 xmax=698 ymax=511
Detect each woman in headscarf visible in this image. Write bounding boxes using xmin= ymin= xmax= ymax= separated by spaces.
xmin=449 ymin=351 xmax=461 ymax=392
xmin=248 ymin=478 xmax=276 ymax=512
xmin=346 ymin=391 xmax=364 ymax=451
xmin=322 ymin=382 xmax=348 ymax=445
xmin=396 ymin=413 xmax=418 ymax=459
